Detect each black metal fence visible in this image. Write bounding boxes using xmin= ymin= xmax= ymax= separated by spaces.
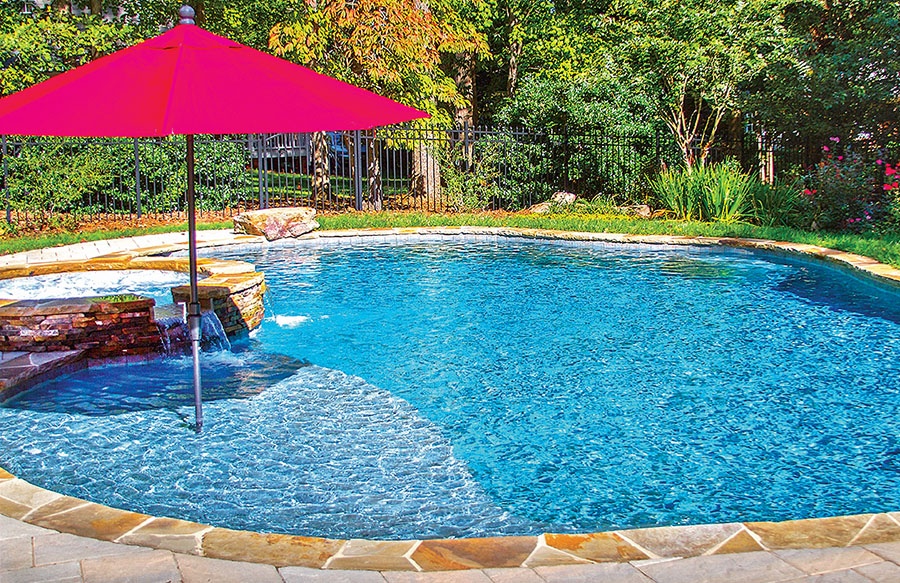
xmin=0 ymin=124 xmax=853 ymax=226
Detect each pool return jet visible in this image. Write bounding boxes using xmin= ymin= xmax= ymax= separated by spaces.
xmin=0 ymin=5 xmax=428 ymax=431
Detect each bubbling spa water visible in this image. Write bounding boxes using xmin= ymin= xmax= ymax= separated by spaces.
xmin=1 ymin=238 xmax=899 ymax=540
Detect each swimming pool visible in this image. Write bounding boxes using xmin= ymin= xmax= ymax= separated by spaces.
xmin=2 ymin=236 xmax=899 ymax=540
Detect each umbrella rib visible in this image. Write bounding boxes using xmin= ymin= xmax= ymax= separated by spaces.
xmin=160 ymin=41 xmax=188 ymax=135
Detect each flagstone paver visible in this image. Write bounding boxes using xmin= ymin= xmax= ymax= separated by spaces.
xmin=634 ymin=551 xmax=805 ymax=583
xmin=32 ymin=532 xmax=149 ymax=567
xmin=175 ymin=554 xmax=284 ymax=583
xmin=532 ymin=562 xmax=654 ymax=583
xmin=0 ymin=561 xmax=83 ymax=583
xmin=80 ymin=549 xmax=180 ymax=583
xmin=380 ymin=570 xmax=494 ymax=583
xmin=854 ymin=560 xmax=900 ymax=582
xmin=773 ymin=547 xmax=883 ymax=575
xmin=480 ymin=568 xmax=545 ymax=583
xmin=280 ymin=566 xmax=388 ymax=582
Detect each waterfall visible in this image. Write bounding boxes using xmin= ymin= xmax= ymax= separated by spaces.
xmin=154 ymin=304 xmax=230 ymax=355
xmin=200 ymin=311 xmax=231 ymax=352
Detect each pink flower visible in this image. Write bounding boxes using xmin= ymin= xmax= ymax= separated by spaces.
xmin=884 ymin=184 xmax=894 ymax=191
xmin=830 ymin=136 xmax=840 ymax=142
xmin=886 ymin=165 xmax=897 ymax=176
xmin=837 ymin=156 xmax=843 ymax=161
xmin=803 ymin=188 xmax=816 ymax=196
xmin=876 ymin=159 xmax=884 ymax=165
xmin=823 ymin=146 xmax=830 ymax=152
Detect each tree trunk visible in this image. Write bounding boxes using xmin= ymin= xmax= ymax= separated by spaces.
xmin=89 ymin=0 xmax=101 ymax=15
xmin=311 ymin=131 xmax=331 ymax=203
xmin=411 ymin=141 xmax=442 ymax=210
xmin=454 ymin=51 xmax=476 ymax=127
xmin=506 ymin=10 xmax=522 ymax=98
xmin=365 ymin=132 xmax=383 ymax=211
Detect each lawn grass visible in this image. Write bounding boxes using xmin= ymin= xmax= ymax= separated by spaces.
xmin=0 ymin=220 xmax=231 ymax=256
xmin=2 ymin=211 xmax=900 ymax=270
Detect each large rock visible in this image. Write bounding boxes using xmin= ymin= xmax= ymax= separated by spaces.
xmin=523 ymin=191 xmax=578 ymax=214
xmin=233 ymin=207 xmax=319 ymax=241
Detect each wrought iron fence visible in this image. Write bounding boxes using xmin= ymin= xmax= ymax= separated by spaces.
xmin=0 ymin=124 xmax=856 ymax=227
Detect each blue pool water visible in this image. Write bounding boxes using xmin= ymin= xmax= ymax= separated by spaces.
xmin=2 ymin=237 xmax=900 ymax=539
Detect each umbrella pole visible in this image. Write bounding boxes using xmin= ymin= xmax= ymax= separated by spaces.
xmin=186 ymin=134 xmax=203 ymax=433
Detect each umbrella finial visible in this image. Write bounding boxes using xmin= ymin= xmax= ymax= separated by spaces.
xmin=178 ymin=5 xmax=195 ymax=25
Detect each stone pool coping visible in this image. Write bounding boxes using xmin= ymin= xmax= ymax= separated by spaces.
xmin=1 ymin=226 xmax=899 ymax=572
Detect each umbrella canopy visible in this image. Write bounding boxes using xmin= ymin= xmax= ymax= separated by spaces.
xmin=0 ymin=13 xmax=428 ymax=136
xmin=0 ymin=6 xmax=428 ymax=432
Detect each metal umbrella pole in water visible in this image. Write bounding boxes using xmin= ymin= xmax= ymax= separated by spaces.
xmin=186 ymin=134 xmax=203 ymax=432
xmin=0 ymin=5 xmax=428 ymax=431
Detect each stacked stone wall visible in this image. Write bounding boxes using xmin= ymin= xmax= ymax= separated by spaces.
xmin=171 ymin=272 xmax=265 ymax=337
xmin=0 ymin=297 xmax=162 ymax=358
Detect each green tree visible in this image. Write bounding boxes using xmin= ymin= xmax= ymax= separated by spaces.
xmin=744 ymin=0 xmax=900 ymax=142
xmin=0 ymin=4 xmax=138 ymax=95
xmin=270 ymin=0 xmax=488 ymax=208
xmin=606 ymin=0 xmax=775 ymax=168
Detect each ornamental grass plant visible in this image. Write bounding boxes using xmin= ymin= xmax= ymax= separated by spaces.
xmin=651 ymin=160 xmax=802 ymax=226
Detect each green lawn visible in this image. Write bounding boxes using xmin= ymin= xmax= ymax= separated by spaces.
xmin=2 ymin=212 xmax=899 ymax=270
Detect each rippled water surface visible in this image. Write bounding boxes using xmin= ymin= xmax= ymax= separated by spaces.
xmin=2 ymin=237 xmax=900 ymax=539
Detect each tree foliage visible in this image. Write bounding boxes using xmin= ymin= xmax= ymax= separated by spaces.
xmin=269 ymin=0 xmax=487 ymax=125
xmin=0 ymin=4 xmax=138 ymax=95
xmin=744 ymin=0 xmax=900 ymax=142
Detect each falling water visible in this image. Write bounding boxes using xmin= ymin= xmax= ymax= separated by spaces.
xmin=154 ymin=304 xmax=230 ymax=354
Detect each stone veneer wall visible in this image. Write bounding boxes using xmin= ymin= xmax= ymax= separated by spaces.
xmin=171 ymin=272 xmax=266 ymax=337
xmin=0 ymin=297 xmax=162 ymax=358
xmin=0 ymin=249 xmax=266 ymax=359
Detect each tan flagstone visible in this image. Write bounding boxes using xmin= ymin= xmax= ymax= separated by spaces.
xmin=544 ymin=532 xmax=649 ymax=563
xmin=28 ymin=501 xmax=150 ymax=542
xmin=521 ymin=544 xmax=594 ymax=568
xmin=0 ymin=479 xmax=63 ymax=512
xmin=326 ymin=540 xmax=418 ymax=571
xmin=618 ymin=523 xmax=744 ymax=558
xmin=201 ymin=527 xmax=343 ymax=568
xmin=745 ymin=515 xmax=873 ymax=549
xmin=709 ymin=529 xmax=766 ymax=555
xmin=410 ymin=537 xmax=537 ymax=571
xmin=849 ymin=514 xmax=900 ymax=545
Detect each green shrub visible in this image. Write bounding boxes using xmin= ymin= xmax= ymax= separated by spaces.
xmin=652 ymin=160 xmax=800 ymax=225
xmin=443 ymin=132 xmax=552 ymax=211
xmin=699 ymin=161 xmax=754 ymax=223
xmin=750 ymin=180 xmax=803 ymax=227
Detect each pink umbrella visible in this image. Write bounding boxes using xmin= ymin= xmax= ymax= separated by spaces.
xmin=0 ymin=6 xmax=428 ymax=431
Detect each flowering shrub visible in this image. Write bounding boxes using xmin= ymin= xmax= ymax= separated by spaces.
xmin=803 ymin=137 xmax=894 ymax=232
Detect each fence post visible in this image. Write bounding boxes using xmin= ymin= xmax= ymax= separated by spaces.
xmin=256 ymin=134 xmax=267 ymax=210
xmin=133 ymin=138 xmax=142 ymax=219
xmin=463 ymin=120 xmax=471 ymax=172
xmin=563 ymin=125 xmax=570 ymax=192
xmin=353 ymin=129 xmax=363 ymax=211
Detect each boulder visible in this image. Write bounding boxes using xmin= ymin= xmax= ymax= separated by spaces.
xmin=233 ymin=207 xmax=319 ymax=241
xmin=550 ymin=191 xmax=577 ymax=205
xmin=523 ymin=191 xmax=578 ymax=214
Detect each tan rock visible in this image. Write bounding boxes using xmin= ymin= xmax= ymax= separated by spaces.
xmin=545 ymin=532 xmax=649 ymax=563
xmin=201 ymin=527 xmax=343 ymax=568
xmin=233 ymin=207 xmax=319 ymax=241
xmin=410 ymin=536 xmax=537 ymax=570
